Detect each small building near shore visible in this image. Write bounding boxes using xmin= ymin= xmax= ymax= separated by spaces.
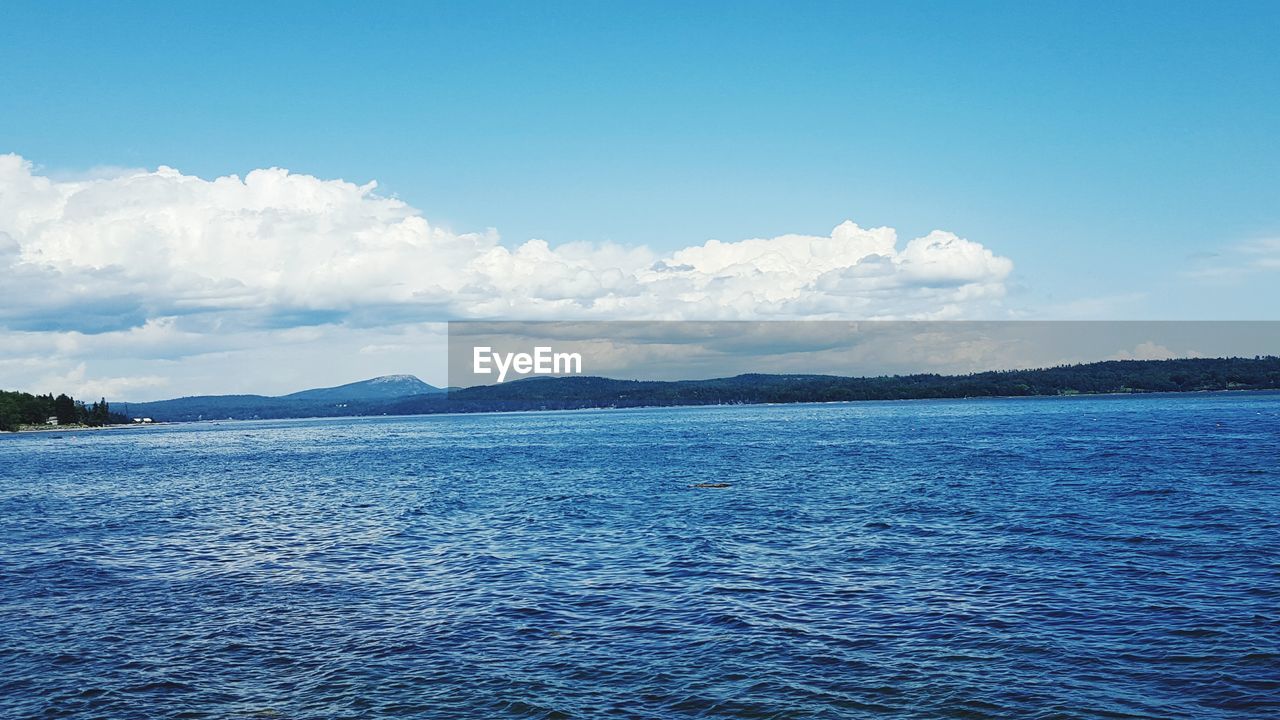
xmin=46 ymin=416 xmax=58 ymax=426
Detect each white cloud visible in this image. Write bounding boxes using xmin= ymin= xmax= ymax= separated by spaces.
xmin=28 ymin=362 xmax=170 ymax=402
xmin=1109 ymin=341 xmax=1203 ymax=361
xmin=1184 ymin=237 xmax=1280 ymax=283
xmin=0 ymin=153 xmax=1015 ymax=397
xmin=1241 ymin=238 xmax=1280 ymax=269
xmin=0 ymin=154 xmax=1013 ymax=328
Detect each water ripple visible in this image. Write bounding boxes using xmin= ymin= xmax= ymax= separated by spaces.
xmin=2 ymin=394 xmax=1278 ymax=718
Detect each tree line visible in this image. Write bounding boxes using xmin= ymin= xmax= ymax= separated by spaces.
xmin=427 ymin=356 xmax=1280 ymax=413
xmin=0 ymin=390 xmax=129 ymax=431
xmin=74 ymin=356 xmax=1280 ymax=423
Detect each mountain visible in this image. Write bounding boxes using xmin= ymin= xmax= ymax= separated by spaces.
xmin=281 ymin=374 xmax=442 ymax=401
xmin=119 ymin=375 xmax=442 ymax=422
xmin=115 ymin=357 xmax=1280 ymax=423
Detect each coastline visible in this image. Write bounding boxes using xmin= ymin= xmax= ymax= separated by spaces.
xmin=11 ymin=423 xmax=162 ymax=434
xmin=61 ymin=386 xmax=1280 ymax=429
xmin=105 ymin=356 xmax=1280 ymax=426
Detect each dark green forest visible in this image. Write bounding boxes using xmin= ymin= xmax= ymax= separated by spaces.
xmin=0 ymin=391 xmax=129 ymax=432
xmin=430 ymin=356 xmax=1280 ymax=413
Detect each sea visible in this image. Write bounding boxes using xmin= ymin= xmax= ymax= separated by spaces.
xmin=1 ymin=392 xmax=1278 ymax=719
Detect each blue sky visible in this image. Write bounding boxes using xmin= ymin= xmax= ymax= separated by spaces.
xmin=6 ymin=1 xmax=1278 ymax=312
xmin=1 ymin=2 xmax=1278 ymax=397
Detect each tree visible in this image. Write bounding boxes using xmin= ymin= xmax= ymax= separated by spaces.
xmin=89 ymin=398 xmax=110 ymax=427
xmin=54 ymin=393 xmax=76 ymax=425
xmin=0 ymin=395 xmax=20 ymax=431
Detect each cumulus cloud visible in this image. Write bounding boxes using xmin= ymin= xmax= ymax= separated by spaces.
xmin=0 ymin=153 xmax=1016 ymax=397
xmin=1110 ymin=341 xmax=1203 ymax=361
xmin=0 ymin=154 xmax=1013 ymax=331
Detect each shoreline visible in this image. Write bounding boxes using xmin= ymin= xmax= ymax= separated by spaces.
xmin=12 ymin=423 xmax=162 ymax=434
xmin=55 ymin=386 xmax=1279 ymax=429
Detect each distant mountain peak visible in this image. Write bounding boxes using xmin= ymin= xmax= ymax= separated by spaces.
xmin=369 ymin=374 xmax=421 ymax=384
xmin=281 ymin=374 xmax=442 ymax=402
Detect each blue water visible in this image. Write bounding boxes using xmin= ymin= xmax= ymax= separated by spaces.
xmin=1 ymin=394 xmax=1278 ymax=719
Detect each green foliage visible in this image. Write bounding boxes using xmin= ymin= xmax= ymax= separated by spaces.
xmin=54 ymin=394 xmax=76 ymax=425
xmin=0 ymin=390 xmax=129 ymax=431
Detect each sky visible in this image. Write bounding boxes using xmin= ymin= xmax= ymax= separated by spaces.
xmin=1 ymin=2 xmax=1278 ymax=399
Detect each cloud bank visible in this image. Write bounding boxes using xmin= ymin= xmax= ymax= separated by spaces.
xmin=0 ymin=154 xmax=1013 ymax=397
xmin=1 ymin=154 xmax=1012 ymax=329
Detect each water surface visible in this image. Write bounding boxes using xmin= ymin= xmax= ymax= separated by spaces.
xmin=2 ymin=394 xmax=1278 ymax=718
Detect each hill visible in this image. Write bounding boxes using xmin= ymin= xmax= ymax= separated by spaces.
xmin=113 ymin=357 xmax=1280 ymax=422
xmin=119 ymin=375 xmax=442 ymax=422
xmin=281 ymin=374 xmax=441 ymax=402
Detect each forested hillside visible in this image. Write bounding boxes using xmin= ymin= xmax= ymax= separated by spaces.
xmin=108 ymin=356 xmax=1280 ymax=423
xmin=0 ymin=391 xmax=128 ymax=431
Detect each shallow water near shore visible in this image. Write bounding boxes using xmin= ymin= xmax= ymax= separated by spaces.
xmin=2 ymin=393 xmax=1279 ymax=719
